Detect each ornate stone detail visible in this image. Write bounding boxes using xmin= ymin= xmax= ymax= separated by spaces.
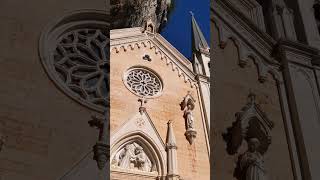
xmin=180 ymin=92 xmax=197 ymax=145
xmin=222 ymin=93 xmax=274 ymax=155
xmin=112 ymin=142 xmax=157 ymax=173
xmin=234 ymin=138 xmax=267 ymax=180
xmin=166 ymin=120 xmax=180 ymax=180
xmin=39 ymin=11 xmax=109 ymax=112
xmin=89 ymin=111 xmax=109 ymax=170
xmin=212 ymin=1 xmax=284 ymax=83
xmin=53 ymin=29 xmax=108 ymax=108
xmin=135 ymin=118 xmax=146 ymax=128
xmin=124 ymin=67 xmax=162 ymax=98
xmin=142 ymin=54 xmax=152 ymax=62
xmin=111 ymin=38 xmax=198 ymax=88
xmin=138 ymin=97 xmax=148 ymax=114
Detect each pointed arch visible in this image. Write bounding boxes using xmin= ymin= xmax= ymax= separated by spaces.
xmin=110 ymin=112 xmax=167 ymax=179
xmin=111 ymin=131 xmax=166 ymax=178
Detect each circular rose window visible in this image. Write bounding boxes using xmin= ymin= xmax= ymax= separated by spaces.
xmin=124 ymin=67 xmax=163 ymax=98
xmin=39 ymin=11 xmax=108 ymax=112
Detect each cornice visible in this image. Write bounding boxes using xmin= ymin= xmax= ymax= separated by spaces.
xmin=211 ymin=0 xmax=288 ymax=83
xmin=275 ymin=39 xmax=319 ymax=67
xmin=212 ymin=0 xmax=278 ymax=66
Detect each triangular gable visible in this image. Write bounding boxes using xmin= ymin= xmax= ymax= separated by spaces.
xmin=110 ymin=28 xmax=199 ymax=88
xmin=110 ymin=111 xmax=167 ymax=175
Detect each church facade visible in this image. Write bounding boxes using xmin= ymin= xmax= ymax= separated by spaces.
xmin=109 ymin=16 xmax=210 ymax=180
xmin=212 ymin=0 xmax=320 ymax=180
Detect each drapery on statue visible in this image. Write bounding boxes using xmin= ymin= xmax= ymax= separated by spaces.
xmin=184 ymin=104 xmax=195 ymax=130
xmin=130 ymin=146 xmax=152 ymax=172
xmin=118 ymin=144 xmax=135 ymax=169
xmin=238 ymin=138 xmax=267 ymax=180
xmin=116 ymin=143 xmax=153 ymax=172
xmin=180 ymin=92 xmax=197 ymax=144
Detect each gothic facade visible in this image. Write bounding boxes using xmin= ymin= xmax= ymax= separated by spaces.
xmin=109 ymin=16 xmax=210 ymax=179
xmin=211 ymin=0 xmax=320 ymax=180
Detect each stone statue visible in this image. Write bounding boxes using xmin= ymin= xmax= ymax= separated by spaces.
xmin=184 ymin=104 xmax=195 ymax=130
xmin=180 ymin=92 xmax=197 ymax=144
xmin=115 ymin=143 xmax=153 ymax=172
xmin=118 ymin=144 xmax=135 ymax=169
xmin=238 ymin=138 xmax=267 ymax=180
xmin=130 ymin=146 xmax=152 ymax=172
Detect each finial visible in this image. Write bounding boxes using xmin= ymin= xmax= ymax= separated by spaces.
xmin=189 ymin=11 xmax=194 ymax=16
xmin=138 ymin=97 xmax=148 ymax=114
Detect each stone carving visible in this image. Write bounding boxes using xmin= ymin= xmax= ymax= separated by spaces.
xmin=124 ymin=67 xmax=162 ymax=98
xmin=180 ymin=92 xmax=197 ymax=145
xmin=234 ymin=138 xmax=267 ymax=180
xmin=222 ymin=93 xmax=273 ymax=180
xmin=52 ymin=28 xmax=108 ymax=109
xmin=142 ymin=54 xmax=152 ymax=62
xmin=88 ymin=111 xmax=109 ymax=170
xmin=223 ymin=93 xmax=274 ymax=155
xmin=112 ymin=142 xmax=156 ymax=173
xmin=40 ymin=11 xmax=109 ymax=112
xmin=138 ymin=97 xmax=148 ymax=114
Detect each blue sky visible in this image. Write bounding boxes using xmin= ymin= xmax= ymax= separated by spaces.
xmin=160 ymin=0 xmax=210 ymax=60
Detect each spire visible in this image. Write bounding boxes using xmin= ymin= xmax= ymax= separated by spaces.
xmin=190 ymin=12 xmax=209 ymax=54
xmin=166 ymin=120 xmax=179 ymax=180
xmin=166 ymin=120 xmax=177 ymax=147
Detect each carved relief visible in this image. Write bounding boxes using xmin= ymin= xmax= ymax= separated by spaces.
xmin=223 ymin=93 xmax=273 ymax=179
xmin=112 ymin=142 xmax=157 ymax=173
xmin=180 ymin=92 xmax=197 ymax=145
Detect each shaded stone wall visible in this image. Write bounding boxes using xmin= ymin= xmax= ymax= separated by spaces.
xmin=211 ymin=23 xmax=295 ymax=180
xmin=0 ymin=1 xmax=107 ymax=179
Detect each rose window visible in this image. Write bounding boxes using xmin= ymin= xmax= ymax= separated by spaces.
xmin=52 ymin=29 xmax=108 ymax=109
xmin=124 ymin=68 xmax=162 ymax=98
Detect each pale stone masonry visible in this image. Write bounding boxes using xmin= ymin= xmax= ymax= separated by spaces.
xmin=109 ymin=18 xmax=210 ymax=179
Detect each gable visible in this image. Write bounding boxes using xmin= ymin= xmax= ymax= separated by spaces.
xmin=110 ymin=28 xmax=198 ymax=89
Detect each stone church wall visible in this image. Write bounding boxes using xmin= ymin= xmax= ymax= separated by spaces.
xmin=110 ymin=43 xmax=210 ymax=180
xmin=0 ymin=1 xmax=107 ymax=180
xmin=211 ymin=24 xmax=295 ymax=180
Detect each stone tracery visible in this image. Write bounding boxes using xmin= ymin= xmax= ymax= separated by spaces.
xmin=125 ymin=68 xmax=162 ymax=98
xmin=53 ymin=28 xmax=108 ymax=109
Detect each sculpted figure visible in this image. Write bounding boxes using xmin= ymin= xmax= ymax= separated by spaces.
xmin=239 ymin=138 xmax=267 ymax=180
xmin=184 ymin=104 xmax=195 ymax=130
xmin=118 ymin=144 xmax=135 ymax=169
xmin=130 ymin=146 xmax=152 ymax=172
